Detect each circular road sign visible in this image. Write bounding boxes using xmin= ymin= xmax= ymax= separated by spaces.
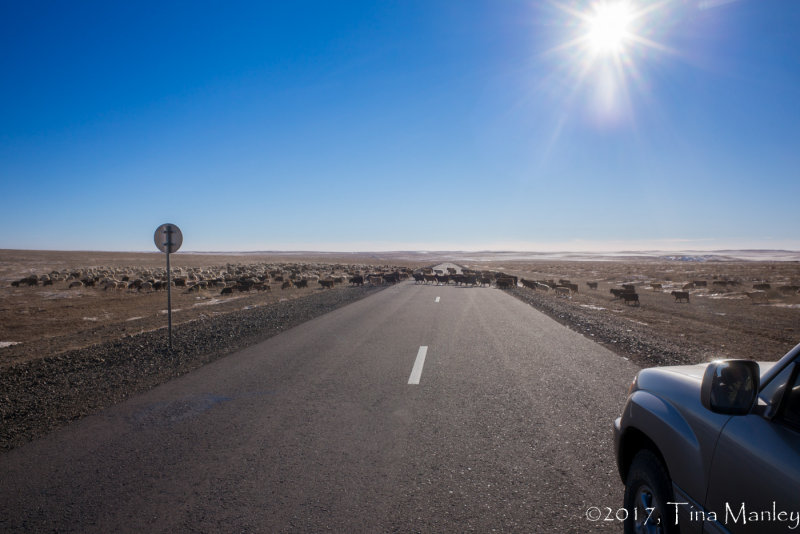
xmin=154 ymin=223 xmax=183 ymax=254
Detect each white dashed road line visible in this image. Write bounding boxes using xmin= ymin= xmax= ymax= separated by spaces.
xmin=408 ymin=346 xmax=428 ymax=385
xmin=435 ymin=297 xmax=440 ymax=303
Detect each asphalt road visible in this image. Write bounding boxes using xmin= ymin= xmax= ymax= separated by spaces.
xmin=0 ymin=279 xmax=640 ymax=533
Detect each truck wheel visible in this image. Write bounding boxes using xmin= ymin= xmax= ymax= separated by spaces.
xmin=623 ymin=449 xmax=678 ymax=534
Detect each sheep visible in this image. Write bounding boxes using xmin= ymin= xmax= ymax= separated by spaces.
xmin=382 ymin=272 xmax=400 ymax=284
xmin=621 ymin=293 xmax=640 ymax=306
xmin=671 ymin=291 xmax=690 ymax=303
xmin=496 ymin=277 xmax=515 ymax=289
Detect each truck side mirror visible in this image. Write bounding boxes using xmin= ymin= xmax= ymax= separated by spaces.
xmin=701 ymin=360 xmax=760 ymax=415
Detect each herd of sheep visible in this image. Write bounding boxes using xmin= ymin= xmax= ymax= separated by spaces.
xmin=10 ymin=263 xmax=799 ymax=308
xmin=517 ymin=275 xmax=800 ymax=307
xmin=8 ymin=262 xmax=417 ymax=295
xmin=411 ymin=267 xmax=518 ymax=288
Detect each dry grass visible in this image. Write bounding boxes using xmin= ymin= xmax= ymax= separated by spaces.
xmin=2 ymin=249 xmax=799 ymax=367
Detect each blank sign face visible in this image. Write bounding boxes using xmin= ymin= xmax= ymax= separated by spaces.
xmin=154 ymin=223 xmax=183 ymax=253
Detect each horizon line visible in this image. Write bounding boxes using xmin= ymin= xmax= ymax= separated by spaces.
xmin=2 ymin=247 xmax=800 ymax=255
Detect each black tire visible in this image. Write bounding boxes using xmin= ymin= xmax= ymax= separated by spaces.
xmin=623 ymin=449 xmax=679 ymax=534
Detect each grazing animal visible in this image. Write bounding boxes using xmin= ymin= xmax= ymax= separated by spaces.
xmin=319 ymin=279 xmax=335 ymax=289
xmin=294 ymin=279 xmax=309 ymax=289
xmin=521 ymin=279 xmax=536 ymax=290
xmin=499 ymin=274 xmax=519 ymax=286
xmin=586 ymin=282 xmax=598 ymax=290
xmin=753 ymin=283 xmax=771 ymax=291
xmin=220 ymin=287 xmax=234 ymax=295
xmin=281 ymin=281 xmax=293 ymax=289
xmin=102 ymin=280 xmax=119 ymax=291
xmin=496 ymin=277 xmax=515 ymax=289
xmin=650 ymin=283 xmax=662 ymax=291
xmin=621 ymin=293 xmax=640 ymax=306
xmin=412 ymin=273 xmax=425 ymax=284
xmin=236 ymin=280 xmax=254 ymax=292
xmin=567 ymin=283 xmax=579 ymax=293
xmin=349 ymin=275 xmax=364 ymax=286
xmin=462 ymin=274 xmax=477 ymax=286
xmin=382 ymin=272 xmax=400 ymax=284
xmin=671 ymin=291 xmax=690 ymax=303
xmin=682 ymin=282 xmax=695 ymax=291
xmin=693 ymin=281 xmax=707 ymax=287
xmin=611 ymin=288 xmax=634 ymax=299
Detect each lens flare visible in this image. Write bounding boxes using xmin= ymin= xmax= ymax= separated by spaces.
xmin=540 ymin=0 xmax=673 ymax=127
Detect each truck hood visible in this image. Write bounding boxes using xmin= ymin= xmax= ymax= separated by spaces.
xmin=639 ymin=361 xmax=777 ymax=388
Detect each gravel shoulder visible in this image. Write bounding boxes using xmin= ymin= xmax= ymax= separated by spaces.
xmin=507 ymin=286 xmax=702 ymax=367
xmin=506 ymin=284 xmax=798 ymax=368
xmin=0 ymin=285 xmax=384 ymax=451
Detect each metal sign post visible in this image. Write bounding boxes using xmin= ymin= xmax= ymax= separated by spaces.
xmin=154 ymin=223 xmax=183 ymax=351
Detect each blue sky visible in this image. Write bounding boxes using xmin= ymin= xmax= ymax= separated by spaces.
xmin=1 ymin=0 xmax=798 ymax=252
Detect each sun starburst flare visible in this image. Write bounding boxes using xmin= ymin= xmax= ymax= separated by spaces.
xmin=542 ymin=0 xmax=673 ymax=126
xmin=586 ymin=2 xmax=634 ymax=55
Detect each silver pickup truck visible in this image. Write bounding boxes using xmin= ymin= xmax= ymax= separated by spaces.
xmin=614 ymin=342 xmax=800 ymax=534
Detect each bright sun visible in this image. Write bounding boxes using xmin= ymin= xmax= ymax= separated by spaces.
xmin=544 ymin=0 xmax=669 ymax=125
xmin=586 ymin=2 xmax=633 ymax=55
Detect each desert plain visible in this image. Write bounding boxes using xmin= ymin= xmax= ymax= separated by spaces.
xmin=3 ymin=248 xmax=800 ymax=367
xmin=2 ymin=248 xmax=800 ymax=449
